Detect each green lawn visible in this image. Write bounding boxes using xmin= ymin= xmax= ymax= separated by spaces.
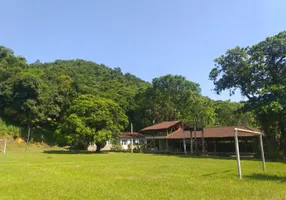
xmin=0 ymin=152 xmax=285 ymax=200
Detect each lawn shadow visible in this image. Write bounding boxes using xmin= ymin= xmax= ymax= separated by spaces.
xmin=42 ymin=150 xmax=109 ymax=155
xmin=147 ymin=152 xmax=286 ymax=164
xmin=244 ymin=173 xmax=286 ymax=183
xmin=201 ymin=170 xmax=232 ymax=177
xmin=148 ymin=152 xmax=265 ymax=162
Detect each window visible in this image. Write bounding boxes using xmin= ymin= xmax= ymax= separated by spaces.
xmin=121 ymin=140 xmax=127 ymax=145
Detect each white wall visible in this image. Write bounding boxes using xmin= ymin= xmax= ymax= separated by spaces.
xmin=120 ymin=138 xmax=146 ymax=150
xmin=102 ymin=138 xmax=146 ymax=151
xmin=120 ymin=138 xmax=131 ymax=150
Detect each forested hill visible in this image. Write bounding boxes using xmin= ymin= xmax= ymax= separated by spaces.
xmin=0 ymin=45 xmax=256 ymax=149
xmin=30 ymin=59 xmax=151 ymax=111
xmin=2 ymin=31 xmax=286 ymax=157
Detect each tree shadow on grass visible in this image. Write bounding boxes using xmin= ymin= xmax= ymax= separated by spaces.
xmin=148 ymin=152 xmax=263 ymax=162
xmin=244 ymin=173 xmax=286 ymax=183
xmin=147 ymin=152 xmax=286 ymax=164
xmin=201 ymin=170 xmax=232 ymax=177
xmin=42 ymin=150 xmax=109 ymax=155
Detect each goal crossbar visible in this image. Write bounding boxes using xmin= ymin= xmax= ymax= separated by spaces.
xmin=234 ymin=128 xmax=266 ymax=179
xmin=235 ymin=128 xmax=262 ymax=135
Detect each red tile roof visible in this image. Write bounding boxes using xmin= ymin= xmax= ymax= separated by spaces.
xmin=166 ymin=126 xmax=262 ymax=139
xmin=140 ymin=120 xmax=181 ymax=132
xmin=120 ymin=132 xmax=145 ymax=139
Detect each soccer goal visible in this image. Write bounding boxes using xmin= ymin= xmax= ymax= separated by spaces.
xmin=234 ymin=128 xmax=266 ymax=179
xmin=0 ymin=139 xmax=7 ymax=154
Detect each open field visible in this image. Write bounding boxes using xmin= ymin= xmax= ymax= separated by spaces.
xmin=0 ymin=152 xmax=285 ymax=200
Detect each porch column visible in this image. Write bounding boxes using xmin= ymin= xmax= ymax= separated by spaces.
xmin=165 ymin=139 xmax=168 ymax=152
xmin=202 ymin=128 xmax=205 ymax=155
xmin=153 ymin=135 xmax=155 ymax=150
xmin=190 ymin=130 xmax=193 ymax=155
xmin=213 ymin=138 xmax=216 ymax=153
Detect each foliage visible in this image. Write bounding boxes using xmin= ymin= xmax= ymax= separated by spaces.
xmin=0 ymin=118 xmax=21 ymax=137
xmin=214 ymin=100 xmax=257 ymax=127
xmin=110 ymin=144 xmax=124 ymax=152
xmin=151 ymin=74 xmax=201 ymax=121
xmin=0 ymin=46 xmax=27 ymax=68
xmin=130 ymin=74 xmax=203 ymax=129
xmin=183 ymin=95 xmax=216 ymax=127
xmin=135 ymin=143 xmax=147 ymax=153
xmin=210 ymin=30 xmax=286 ymax=157
xmin=31 ymin=59 xmax=150 ymax=112
xmin=126 ymin=143 xmax=146 ymax=153
xmin=56 ymin=95 xmax=128 ymax=151
xmin=0 ymin=45 xmax=257 ymax=148
xmin=0 ymin=48 xmax=149 ymax=144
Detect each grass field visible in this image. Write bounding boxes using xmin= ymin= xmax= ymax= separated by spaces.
xmin=0 ymin=152 xmax=285 ymax=200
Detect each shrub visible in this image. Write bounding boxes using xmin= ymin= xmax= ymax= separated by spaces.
xmin=137 ymin=143 xmax=147 ymax=153
xmin=110 ymin=144 xmax=124 ymax=152
xmin=127 ymin=143 xmax=147 ymax=153
xmin=0 ymin=119 xmax=21 ymax=138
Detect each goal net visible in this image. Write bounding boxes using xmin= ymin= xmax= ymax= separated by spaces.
xmin=0 ymin=139 xmax=7 ymax=154
xmin=234 ymin=128 xmax=266 ymax=179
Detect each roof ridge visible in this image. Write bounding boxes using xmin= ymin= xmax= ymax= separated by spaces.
xmin=140 ymin=120 xmax=181 ymax=132
xmin=205 ymin=125 xmax=247 ymax=129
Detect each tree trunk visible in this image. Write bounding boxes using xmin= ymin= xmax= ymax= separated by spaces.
xmin=96 ymin=143 xmax=102 ymax=153
xmin=25 ymin=124 xmax=31 ymax=152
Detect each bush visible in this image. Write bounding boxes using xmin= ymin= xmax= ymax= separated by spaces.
xmin=127 ymin=143 xmax=147 ymax=153
xmin=137 ymin=143 xmax=147 ymax=153
xmin=110 ymin=144 xmax=124 ymax=152
xmin=0 ymin=119 xmax=21 ymax=138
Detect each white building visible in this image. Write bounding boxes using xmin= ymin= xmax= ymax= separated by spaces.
xmin=102 ymin=132 xmax=145 ymax=151
xmin=119 ymin=132 xmax=145 ymax=149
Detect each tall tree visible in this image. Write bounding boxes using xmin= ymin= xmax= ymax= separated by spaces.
xmin=56 ymin=95 xmax=128 ymax=152
xmin=209 ymin=31 xmax=286 ymax=157
xmin=0 ymin=46 xmax=27 ymax=68
xmin=214 ymin=100 xmax=256 ymax=127
xmin=1 ymin=69 xmax=62 ymax=143
xmin=183 ymin=95 xmax=216 ymax=127
xmin=148 ymin=74 xmax=201 ymax=122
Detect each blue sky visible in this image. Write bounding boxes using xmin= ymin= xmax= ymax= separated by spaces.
xmin=1 ymin=0 xmax=285 ymax=101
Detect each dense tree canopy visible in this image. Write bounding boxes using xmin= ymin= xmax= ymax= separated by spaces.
xmin=209 ymin=31 xmax=286 ymax=157
xmin=183 ymin=95 xmax=216 ymax=127
xmin=0 ymin=44 xmax=257 ymax=152
xmin=213 ymin=100 xmax=256 ymax=127
xmin=56 ymin=95 xmax=128 ymax=151
xmin=130 ymin=74 xmax=201 ymax=128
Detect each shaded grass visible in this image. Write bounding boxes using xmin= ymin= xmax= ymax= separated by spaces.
xmin=2 ymin=141 xmax=62 ymax=152
xmin=0 ymin=152 xmax=285 ymax=200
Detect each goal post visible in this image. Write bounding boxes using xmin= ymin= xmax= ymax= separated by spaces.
xmin=0 ymin=139 xmax=7 ymax=154
xmin=234 ymin=128 xmax=266 ymax=179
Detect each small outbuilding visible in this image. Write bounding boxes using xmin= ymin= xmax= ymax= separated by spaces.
xmin=103 ymin=132 xmax=145 ymax=150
